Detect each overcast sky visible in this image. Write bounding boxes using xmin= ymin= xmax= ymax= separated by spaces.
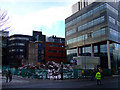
xmin=0 ymin=0 xmax=83 ymax=37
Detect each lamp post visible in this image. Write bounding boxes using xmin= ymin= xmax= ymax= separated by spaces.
xmin=61 ymin=45 xmax=64 ymax=80
xmin=61 ymin=62 xmax=63 ymax=80
xmin=83 ymin=34 xmax=86 ymax=70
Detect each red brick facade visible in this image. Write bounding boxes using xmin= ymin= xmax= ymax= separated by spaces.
xmin=45 ymin=42 xmax=66 ymax=63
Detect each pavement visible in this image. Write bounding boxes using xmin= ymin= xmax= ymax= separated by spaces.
xmin=2 ymin=75 xmax=30 ymax=84
xmin=1 ymin=75 xmax=120 ymax=89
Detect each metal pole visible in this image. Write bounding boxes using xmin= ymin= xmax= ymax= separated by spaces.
xmin=61 ymin=62 xmax=63 ymax=80
xmin=61 ymin=46 xmax=63 ymax=80
xmin=84 ymin=35 xmax=86 ymax=78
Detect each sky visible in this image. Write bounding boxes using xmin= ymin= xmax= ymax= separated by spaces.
xmin=0 ymin=0 xmax=82 ymax=38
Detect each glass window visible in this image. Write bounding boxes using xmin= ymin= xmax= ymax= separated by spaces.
xmin=117 ymin=21 xmax=120 ymax=26
xmin=87 ymin=22 xmax=91 ymax=28
xmin=9 ymin=37 xmax=15 ymax=40
xmin=87 ymin=10 xmax=92 ymax=16
xmin=90 ymin=21 xmax=93 ymax=27
xmin=92 ymin=28 xmax=106 ymax=38
xmin=78 ymin=36 xmax=82 ymax=41
xmin=84 ymin=34 xmax=88 ymax=40
xmin=93 ymin=6 xmax=99 ymax=13
xmin=65 ymin=3 xmax=106 ymax=28
xmin=20 ymin=49 xmax=23 ymax=52
xmin=67 ymin=34 xmax=88 ymax=45
xmin=66 ymin=28 xmax=76 ymax=36
xmin=109 ymin=16 xmax=115 ymax=24
xmin=9 ymin=49 xmax=15 ymax=52
xmin=94 ymin=19 xmax=98 ymax=25
xmin=78 ymin=16 xmax=105 ymax=32
xmin=82 ymin=46 xmax=91 ymax=56
xmin=109 ymin=28 xmax=119 ymax=37
xmin=100 ymin=44 xmax=107 ymax=53
xmin=9 ymin=43 xmax=25 ymax=46
xmin=67 ymin=49 xmax=77 ymax=55
xmin=106 ymin=3 xmax=118 ymax=15
xmin=94 ymin=46 xmax=98 ymax=53
xmin=9 ymin=37 xmax=29 ymax=40
xmin=101 ymin=16 xmax=105 ymax=22
xmin=99 ymin=4 xmax=104 ymax=10
xmin=9 ymin=49 xmax=24 ymax=52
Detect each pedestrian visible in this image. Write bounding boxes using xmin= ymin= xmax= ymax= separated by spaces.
xmin=99 ymin=67 xmax=104 ymax=79
xmin=6 ymin=70 xmax=12 ymax=83
xmin=95 ymin=71 xmax=101 ymax=85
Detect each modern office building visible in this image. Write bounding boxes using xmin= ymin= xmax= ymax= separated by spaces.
xmin=45 ymin=35 xmax=66 ymax=63
xmin=8 ymin=34 xmax=32 ymax=67
xmin=8 ymin=31 xmax=46 ymax=67
xmin=65 ymin=1 xmax=120 ymax=73
xmin=27 ymin=31 xmax=46 ymax=66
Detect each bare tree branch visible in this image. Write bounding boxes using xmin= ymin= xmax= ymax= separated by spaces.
xmin=0 ymin=26 xmax=11 ymax=31
xmin=0 ymin=9 xmax=10 ymax=31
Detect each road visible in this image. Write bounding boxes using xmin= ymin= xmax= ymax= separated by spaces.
xmin=1 ymin=75 xmax=120 ymax=89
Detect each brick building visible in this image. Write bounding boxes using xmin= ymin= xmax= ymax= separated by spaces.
xmin=45 ymin=36 xmax=66 ymax=63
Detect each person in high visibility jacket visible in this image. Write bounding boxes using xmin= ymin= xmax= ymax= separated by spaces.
xmin=95 ymin=71 xmax=101 ymax=85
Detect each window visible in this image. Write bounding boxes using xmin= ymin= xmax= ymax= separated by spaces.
xmin=9 ymin=49 xmax=24 ymax=52
xmin=9 ymin=37 xmax=15 ymax=40
xmin=117 ymin=21 xmax=120 ymax=26
xmin=106 ymin=3 xmax=118 ymax=15
xmin=9 ymin=43 xmax=25 ymax=46
xmin=9 ymin=37 xmax=29 ymax=41
xmin=109 ymin=16 xmax=115 ymax=24
xmin=67 ymin=49 xmax=77 ymax=55
xmin=93 ymin=6 xmax=99 ymax=13
xmin=67 ymin=34 xmax=88 ymax=45
xmin=94 ymin=46 xmax=98 ymax=53
xmin=65 ymin=3 xmax=118 ymax=28
xmin=78 ymin=26 xmax=82 ymax=31
xmin=49 ymin=44 xmax=64 ymax=48
xmin=66 ymin=28 xmax=76 ymax=36
xmin=82 ymin=46 xmax=91 ymax=56
xmin=100 ymin=44 xmax=107 ymax=53
xmin=92 ymin=28 xmax=106 ymax=38
xmin=20 ymin=49 xmax=23 ymax=52
xmin=48 ymin=56 xmax=61 ymax=59
xmin=48 ymin=50 xmax=63 ymax=53
xmin=109 ymin=28 xmax=119 ymax=37
xmin=65 ymin=3 xmax=106 ymax=28
xmin=9 ymin=49 xmax=15 ymax=52
xmin=78 ymin=16 xmax=105 ymax=32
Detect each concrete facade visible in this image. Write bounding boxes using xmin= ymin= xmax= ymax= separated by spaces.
xmin=27 ymin=41 xmax=45 ymax=66
xmin=65 ymin=1 xmax=120 ymax=72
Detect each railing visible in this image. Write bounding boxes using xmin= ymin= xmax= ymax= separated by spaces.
xmin=2 ymin=66 xmax=112 ymax=80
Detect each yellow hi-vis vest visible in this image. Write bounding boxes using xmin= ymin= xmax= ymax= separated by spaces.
xmin=95 ymin=72 xmax=101 ymax=80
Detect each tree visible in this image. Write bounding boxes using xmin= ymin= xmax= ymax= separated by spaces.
xmin=0 ymin=9 xmax=10 ymax=31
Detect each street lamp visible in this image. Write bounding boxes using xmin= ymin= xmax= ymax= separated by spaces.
xmin=61 ymin=62 xmax=63 ymax=80
xmin=61 ymin=45 xmax=64 ymax=80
